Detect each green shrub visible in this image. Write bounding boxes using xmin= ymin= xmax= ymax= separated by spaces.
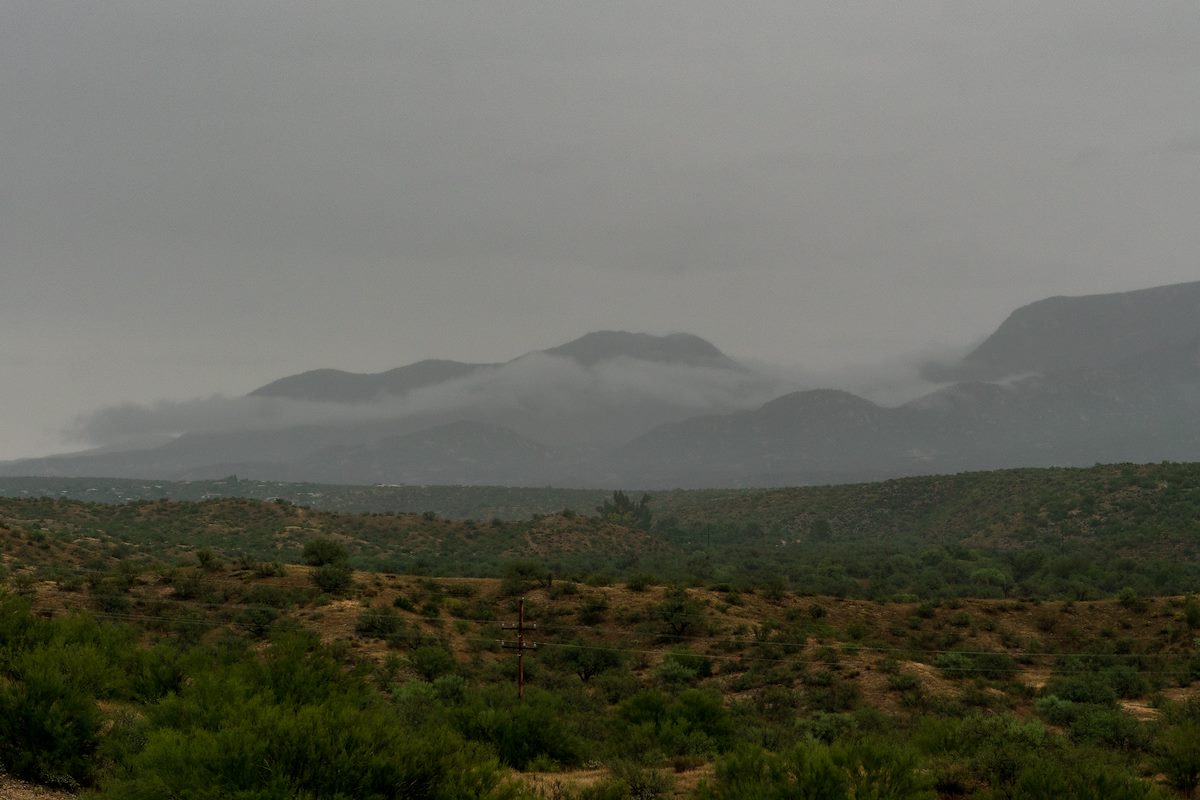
xmin=1043 ymin=673 xmax=1118 ymax=707
xmin=92 ymin=693 xmax=515 ymax=800
xmin=1067 ymin=707 xmax=1147 ymax=750
xmin=410 ymin=645 xmax=457 ymax=681
xmin=252 ymin=561 xmax=287 ymax=578
xmin=662 ymin=649 xmax=712 ymax=679
xmin=500 ymin=561 xmax=551 ymax=595
xmin=236 ymin=606 xmax=279 ymax=639
xmin=1118 ymin=586 xmax=1142 ymax=610
xmin=696 ymin=738 xmax=932 ymax=800
xmin=195 ymin=549 xmax=221 ymax=571
xmin=935 ymin=650 xmax=1016 ymax=681
xmin=887 ymin=672 xmax=921 ymax=693
xmin=302 ymin=538 xmax=348 ymax=567
xmin=456 ymin=689 xmax=585 ymax=770
xmin=656 ymin=658 xmax=698 ymax=686
xmin=1159 ymin=721 xmax=1200 ymax=797
xmin=657 ymin=587 xmax=704 ymax=637
xmin=356 ymin=606 xmax=406 ymax=639
xmin=610 ymin=760 xmax=673 ymax=799
xmin=626 ymin=574 xmax=656 ymax=592
xmin=312 ymin=562 xmax=353 ymax=593
xmin=579 ymin=595 xmax=610 ymax=624
xmin=1183 ymin=597 xmax=1200 ymax=629
xmin=0 ymin=644 xmax=106 ymax=786
xmin=558 ymin=641 xmax=623 ymax=682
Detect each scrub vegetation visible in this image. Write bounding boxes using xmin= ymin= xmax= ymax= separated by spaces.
xmin=3 ymin=462 xmax=1200 ymax=797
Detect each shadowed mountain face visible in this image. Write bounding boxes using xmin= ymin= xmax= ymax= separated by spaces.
xmin=928 ymin=280 xmax=1200 ymax=382
xmin=5 ymin=282 xmax=1200 ymax=487
xmin=277 ymin=421 xmax=568 ymax=486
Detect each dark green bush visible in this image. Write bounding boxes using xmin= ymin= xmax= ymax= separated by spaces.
xmin=1043 ymin=673 xmax=1118 ymax=707
xmin=455 ymin=688 xmax=585 ymax=770
xmin=0 ymin=652 xmax=101 ymax=786
xmin=93 ymin=694 xmax=516 ymax=800
xmin=237 ymin=606 xmax=279 ymax=639
xmin=695 ymin=738 xmax=932 ymax=800
xmin=301 ymin=537 xmax=348 ymax=567
xmin=312 ymin=562 xmax=353 ymax=593
xmin=556 ymin=640 xmax=623 ymax=682
xmin=1159 ymin=721 xmax=1200 ymax=797
xmin=410 ymin=645 xmax=457 ymax=681
xmin=356 ymin=605 xmax=406 ymax=639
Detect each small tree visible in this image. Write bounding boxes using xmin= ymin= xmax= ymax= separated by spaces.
xmin=561 ymin=641 xmax=622 ymax=682
xmin=658 ymin=587 xmax=704 ymax=637
xmin=302 ymin=538 xmax=348 ymax=567
xmin=195 ymin=549 xmax=221 ymax=571
xmin=596 ymin=490 xmax=653 ymax=529
xmin=500 ymin=561 xmax=551 ymax=595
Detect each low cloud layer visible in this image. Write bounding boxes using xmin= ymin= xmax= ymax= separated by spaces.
xmin=69 ymin=354 xmax=790 ymax=449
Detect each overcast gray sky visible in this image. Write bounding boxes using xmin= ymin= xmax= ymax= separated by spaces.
xmin=2 ymin=1 xmax=1199 ymax=458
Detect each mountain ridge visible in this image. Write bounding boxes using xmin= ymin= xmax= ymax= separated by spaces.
xmin=5 ymin=281 xmax=1200 ymax=487
xmin=930 ymin=279 xmax=1200 ymax=381
xmin=248 ymin=330 xmax=744 ymax=404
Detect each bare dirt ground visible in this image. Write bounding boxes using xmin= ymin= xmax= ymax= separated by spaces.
xmin=518 ymin=763 xmax=714 ymax=799
xmin=0 ymin=776 xmax=73 ymax=800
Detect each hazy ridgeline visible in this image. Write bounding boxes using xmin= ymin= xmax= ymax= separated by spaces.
xmin=7 ymin=282 xmax=1200 ymax=489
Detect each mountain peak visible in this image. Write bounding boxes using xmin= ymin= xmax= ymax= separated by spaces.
xmin=542 ymin=331 xmax=739 ymax=369
xmin=756 ymin=389 xmax=881 ymax=422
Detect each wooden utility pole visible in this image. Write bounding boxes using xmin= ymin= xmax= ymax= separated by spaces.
xmin=501 ymin=597 xmax=537 ymax=701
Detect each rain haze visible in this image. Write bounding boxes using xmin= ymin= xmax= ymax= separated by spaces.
xmin=2 ymin=1 xmax=1199 ymax=460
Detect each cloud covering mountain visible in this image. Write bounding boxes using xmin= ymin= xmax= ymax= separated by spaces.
xmin=67 ymin=333 xmax=781 ymax=451
xmin=6 ymin=282 xmax=1200 ymax=487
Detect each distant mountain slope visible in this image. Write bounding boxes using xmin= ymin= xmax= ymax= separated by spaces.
xmin=0 ymin=329 xmax=773 ymax=485
xmin=286 ymin=421 xmax=568 ymax=486
xmin=613 ymin=339 xmax=1200 ymax=488
xmin=6 ymin=288 xmax=1200 ymax=489
xmin=612 ymin=390 xmax=900 ymax=487
xmin=249 ymin=331 xmax=744 ymax=403
xmin=933 ymin=280 xmax=1200 ymax=381
xmin=248 ymin=359 xmax=486 ymax=402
